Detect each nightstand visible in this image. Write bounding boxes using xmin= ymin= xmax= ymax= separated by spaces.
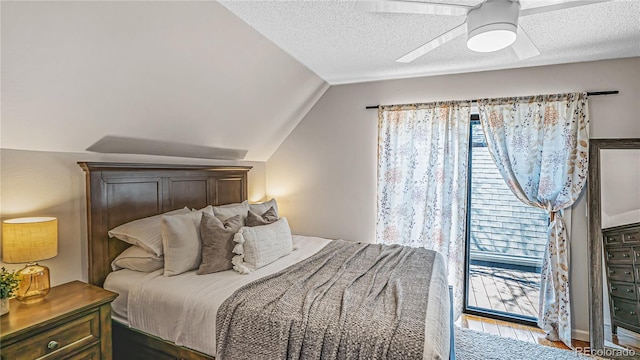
xmin=0 ymin=281 xmax=117 ymax=360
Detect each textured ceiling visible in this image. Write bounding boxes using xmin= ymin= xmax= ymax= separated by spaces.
xmin=220 ymin=0 xmax=640 ymax=84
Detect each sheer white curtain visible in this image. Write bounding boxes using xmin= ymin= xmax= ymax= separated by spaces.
xmin=377 ymin=101 xmax=472 ymax=317
xmin=477 ymin=92 xmax=589 ymax=347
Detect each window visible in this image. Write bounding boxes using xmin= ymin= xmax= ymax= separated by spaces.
xmin=464 ymin=118 xmax=549 ymax=324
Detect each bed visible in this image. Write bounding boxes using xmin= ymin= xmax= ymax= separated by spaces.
xmin=79 ymin=162 xmax=455 ymax=360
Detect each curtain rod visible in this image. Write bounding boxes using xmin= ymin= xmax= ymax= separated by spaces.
xmin=364 ymin=90 xmax=619 ymax=110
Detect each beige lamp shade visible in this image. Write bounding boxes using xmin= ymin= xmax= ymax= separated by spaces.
xmin=2 ymin=217 xmax=58 ymax=263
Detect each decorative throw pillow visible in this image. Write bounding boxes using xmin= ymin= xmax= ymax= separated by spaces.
xmin=197 ymin=213 xmax=243 ymax=275
xmin=249 ymin=199 xmax=279 ymax=218
xmin=213 ymin=201 xmax=250 ymax=224
xmin=245 ymin=206 xmax=279 ymax=227
xmin=192 ymin=205 xmax=214 ymax=215
xmin=111 ymin=246 xmax=164 ymax=272
xmin=232 ymin=218 xmax=292 ymax=274
xmin=108 ymin=207 xmax=191 ymax=256
xmin=161 ymin=211 xmax=205 ymax=276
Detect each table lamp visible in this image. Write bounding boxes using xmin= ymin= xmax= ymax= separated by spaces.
xmin=2 ymin=217 xmax=58 ymax=304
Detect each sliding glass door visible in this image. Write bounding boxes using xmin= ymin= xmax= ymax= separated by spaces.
xmin=464 ymin=118 xmax=548 ymax=324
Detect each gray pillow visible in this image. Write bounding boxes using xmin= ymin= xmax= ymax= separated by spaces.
xmin=213 ymin=201 xmax=249 ymax=225
xmin=245 ymin=206 xmax=278 ymax=227
xmin=249 ymin=199 xmax=279 ymax=217
xmin=197 ymin=213 xmax=242 ymax=275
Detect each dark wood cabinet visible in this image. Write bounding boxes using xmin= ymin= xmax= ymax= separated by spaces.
xmin=603 ymin=222 xmax=640 ymax=335
xmin=0 ymin=281 xmax=117 ymax=360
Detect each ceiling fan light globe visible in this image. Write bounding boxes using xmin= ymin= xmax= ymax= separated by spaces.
xmin=467 ymin=24 xmax=517 ymax=52
xmin=465 ymin=0 xmax=520 ymax=53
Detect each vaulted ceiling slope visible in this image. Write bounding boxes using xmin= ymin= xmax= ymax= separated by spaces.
xmin=1 ymin=1 xmax=329 ymax=161
xmin=220 ymin=0 xmax=640 ymax=84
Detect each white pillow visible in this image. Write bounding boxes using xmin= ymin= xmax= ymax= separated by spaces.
xmin=213 ymin=201 xmax=250 ymax=224
xmin=249 ymin=198 xmax=279 ymax=217
xmin=108 ymin=207 xmax=191 ymax=256
xmin=111 ymin=246 xmax=163 ymax=272
xmin=232 ymin=217 xmax=292 ymax=274
xmin=161 ymin=211 xmax=204 ymax=276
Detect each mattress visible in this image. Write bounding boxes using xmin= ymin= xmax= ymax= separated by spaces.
xmin=103 ymin=235 xmax=450 ymax=359
xmin=103 ymin=268 xmax=149 ymax=325
xmin=103 ymin=236 xmax=331 ymax=351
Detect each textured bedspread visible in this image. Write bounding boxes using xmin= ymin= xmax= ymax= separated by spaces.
xmin=127 ymin=236 xmax=333 ymax=357
xmin=216 ymin=240 xmax=450 ymax=360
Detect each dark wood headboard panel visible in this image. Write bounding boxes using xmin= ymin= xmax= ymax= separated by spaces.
xmin=79 ymin=162 xmax=251 ymax=287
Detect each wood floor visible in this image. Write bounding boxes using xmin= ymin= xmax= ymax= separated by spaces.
xmin=468 ymin=265 xmax=540 ymax=318
xmin=459 ymin=315 xmax=640 ymax=360
xmin=465 ymin=267 xmax=640 ymax=354
xmin=458 ymin=314 xmax=640 ymax=354
xmin=457 ymin=314 xmax=588 ymax=350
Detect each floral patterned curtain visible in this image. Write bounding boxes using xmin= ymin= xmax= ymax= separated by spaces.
xmin=477 ymin=92 xmax=589 ymax=347
xmin=377 ymin=101 xmax=472 ymax=317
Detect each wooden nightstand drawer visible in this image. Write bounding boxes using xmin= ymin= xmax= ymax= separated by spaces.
xmin=0 ymin=281 xmax=116 ymax=360
xmin=68 ymin=343 xmax=101 ymax=360
xmin=1 ymin=311 xmax=100 ymax=360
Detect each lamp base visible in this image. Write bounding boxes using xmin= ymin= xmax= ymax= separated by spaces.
xmin=16 ymin=263 xmax=51 ymax=304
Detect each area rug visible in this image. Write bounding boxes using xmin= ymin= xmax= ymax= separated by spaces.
xmin=454 ymin=327 xmax=602 ymax=360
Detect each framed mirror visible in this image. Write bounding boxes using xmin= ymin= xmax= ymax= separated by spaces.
xmin=588 ymin=138 xmax=640 ymax=353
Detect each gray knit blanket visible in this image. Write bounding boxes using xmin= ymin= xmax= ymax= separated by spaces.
xmin=216 ymin=240 xmax=443 ymax=360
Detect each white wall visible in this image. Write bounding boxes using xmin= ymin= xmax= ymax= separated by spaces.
xmin=267 ymin=57 xmax=640 ymax=338
xmin=0 ymin=149 xmax=266 ymax=286
xmin=0 ymin=0 xmax=303 ymax=289
xmin=1 ymin=1 xmax=328 ymax=161
xmin=601 ymin=149 xmax=640 ymax=228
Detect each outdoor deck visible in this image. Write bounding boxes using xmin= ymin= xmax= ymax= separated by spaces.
xmin=468 ymin=265 xmax=541 ymax=319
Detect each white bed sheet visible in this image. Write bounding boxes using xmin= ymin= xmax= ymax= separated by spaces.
xmin=104 ymin=235 xmax=450 ymax=359
xmin=127 ymin=235 xmax=331 ymax=357
xmin=103 ymin=268 xmax=149 ymax=325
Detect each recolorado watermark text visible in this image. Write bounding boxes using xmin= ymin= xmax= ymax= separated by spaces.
xmin=574 ymin=346 xmax=636 ymax=358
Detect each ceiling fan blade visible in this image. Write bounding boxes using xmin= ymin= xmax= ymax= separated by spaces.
xmin=520 ymin=0 xmax=612 ymax=17
xmin=396 ymin=23 xmax=466 ymax=63
xmin=355 ymin=0 xmax=471 ymax=16
xmin=509 ymin=26 xmax=540 ymax=61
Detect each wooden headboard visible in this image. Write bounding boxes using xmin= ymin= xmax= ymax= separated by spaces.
xmin=79 ymin=162 xmax=251 ymax=287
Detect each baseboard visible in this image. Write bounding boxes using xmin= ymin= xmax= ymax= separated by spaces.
xmin=572 ymin=329 xmax=590 ymax=342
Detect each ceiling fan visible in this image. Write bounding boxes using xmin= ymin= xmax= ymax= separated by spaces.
xmin=356 ymin=0 xmax=611 ymax=63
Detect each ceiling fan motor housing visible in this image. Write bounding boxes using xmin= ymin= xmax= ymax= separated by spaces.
xmin=467 ymin=0 xmax=521 ymax=52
